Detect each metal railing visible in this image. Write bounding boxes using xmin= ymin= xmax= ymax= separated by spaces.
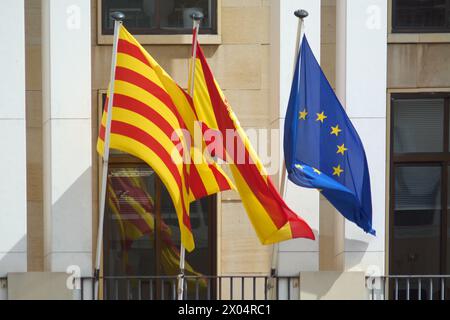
xmin=367 ymin=275 xmax=450 ymax=300
xmin=74 ymin=274 xmax=450 ymax=300
xmin=79 ymin=275 xmax=299 ymax=300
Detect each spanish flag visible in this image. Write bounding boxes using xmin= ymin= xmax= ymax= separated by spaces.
xmin=97 ymin=25 xmax=233 ymax=252
xmin=190 ymin=39 xmax=315 ymax=244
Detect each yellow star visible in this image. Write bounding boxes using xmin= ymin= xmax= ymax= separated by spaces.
xmin=299 ymin=109 xmax=308 ymax=120
xmin=330 ymin=125 xmax=342 ymax=137
xmin=316 ymin=112 xmax=327 ymax=123
xmin=337 ymin=144 xmax=348 ymax=156
xmin=313 ymin=168 xmax=321 ymax=175
xmin=295 ymin=164 xmax=304 ymax=170
xmin=333 ymin=165 xmax=344 ymax=177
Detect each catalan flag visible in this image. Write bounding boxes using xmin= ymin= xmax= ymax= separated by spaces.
xmin=190 ymin=39 xmax=315 ymax=244
xmin=97 ymin=25 xmax=233 ymax=252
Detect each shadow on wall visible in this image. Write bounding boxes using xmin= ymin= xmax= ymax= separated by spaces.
xmin=0 ymin=236 xmax=27 ymax=278
xmin=1 ymin=166 xmax=93 ymax=277
xmin=42 ymin=167 xmax=93 ymax=276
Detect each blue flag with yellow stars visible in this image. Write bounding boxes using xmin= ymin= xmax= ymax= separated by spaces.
xmin=284 ymin=36 xmax=375 ymax=235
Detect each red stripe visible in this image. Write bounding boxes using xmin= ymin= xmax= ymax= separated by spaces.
xmin=111 ymin=121 xmax=191 ymax=231
xmin=99 ymin=125 xmax=105 ymax=140
xmin=118 ymin=39 xmax=149 ymax=67
xmin=112 ymin=93 xmax=182 ymax=143
xmin=115 ymin=67 xmax=179 ymax=118
xmin=197 ymin=46 xmax=314 ymax=238
xmin=114 ymin=66 xmax=190 ymax=132
xmin=114 ymin=176 xmax=154 ymax=213
xmin=188 ymin=162 xmax=208 ymax=199
xmin=209 ymin=164 xmax=232 ymax=191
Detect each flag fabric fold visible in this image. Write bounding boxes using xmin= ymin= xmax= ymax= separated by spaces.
xmin=284 ymin=36 xmax=375 ymax=235
xmin=190 ymin=39 xmax=315 ymax=244
xmin=97 ymin=25 xmax=234 ymax=252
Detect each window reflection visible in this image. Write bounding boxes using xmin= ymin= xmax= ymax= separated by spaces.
xmin=103 ymin=166 xmax=214 ymax=299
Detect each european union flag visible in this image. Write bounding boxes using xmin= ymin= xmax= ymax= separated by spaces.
xmin=284 ymin=36 xmax=375 ymax=235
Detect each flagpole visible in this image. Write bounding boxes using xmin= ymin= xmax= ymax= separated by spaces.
xmin=93 ymin=11 xmax=124 ymax=300
xmin=270 ymin=9 xmax=308 ymax=297
xmin=177 ymin=11 xmax=204 ymax=301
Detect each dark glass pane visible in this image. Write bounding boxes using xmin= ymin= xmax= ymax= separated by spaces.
xmin=159 ymin=185 xmax=212 ymax=299
xmin=160 ymin=0 xmax=213 ymax=29
xmin=104 ymin=166 xmax=214 ymax=300
xmin=392 ymin=166 xmax=442 ymax=276
xmin=393 ymin=0 xmax=449 ymax=31
xmin=103 ymin=0 xmax=156 ymax=33
xmin=104 ymin=167 xmax=157 ymax=299
xmin=103 ymin=0 xmax=215 ymax=34
xmin=393 ymin=98 xmax=444 ymax=153
xmin=448 ymin=167 xmax=450 ymax=275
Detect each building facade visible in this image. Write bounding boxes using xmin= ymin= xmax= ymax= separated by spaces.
xmin=0 ymin=0 xmax=449 ymax=299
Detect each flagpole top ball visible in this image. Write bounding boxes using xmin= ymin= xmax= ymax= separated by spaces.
xmin=191 ymin=11 xmax=204 ymax=21
xmin=294 ymin=9 xmax=309 ymax=19
xmin=111 ymin=11 xmax=125 ymax=22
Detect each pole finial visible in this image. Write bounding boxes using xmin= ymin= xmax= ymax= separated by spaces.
xmin=294 ymin=9 xmax=309 ymax=19
xmin=111 ymin=11 xmax=126 ymax=22
xmin=191 ymin=11 xmax=204 ymax=22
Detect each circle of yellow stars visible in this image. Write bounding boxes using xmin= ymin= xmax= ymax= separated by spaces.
xmin=298 ymin=109 xmax=348 ymax=179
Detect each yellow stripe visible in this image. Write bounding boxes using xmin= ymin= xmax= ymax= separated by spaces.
xmin=114 ymin=80 xmax=181 ymax=131
xmin=116 ymin=53 xmax=164 ymax=88
xmin=229 ymin=164 xmax=293 ymax=243
xmin=123 ymin=221 xmax=144 ymax=241
xmin=193 ymin=58 xmax=220 ymax=130
xmin=122 ymin=195 xmax=155 ymax=231
xmin=111 ymin=108 xmax=184 ymax=166
xmin=110 ymin=134 xmax=194 ymax=251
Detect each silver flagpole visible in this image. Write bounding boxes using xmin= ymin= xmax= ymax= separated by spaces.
xmin=270 ymin=9 xmax=309 ymax=299
xmin=177 ymin=11 xmax=204 ymax=301
xmin=94 ymin=11 xmax=125 ymax=300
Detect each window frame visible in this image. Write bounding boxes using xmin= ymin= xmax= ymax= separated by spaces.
xmin=389 ymin=92 xmax=450 ymax=278
xmin=97 ymin=91 xmax=219 ymax=295
xmin=391 ymin=0 xmax=450 ymax=34
xmin=97 ymin=0 xmax=222 ymax=45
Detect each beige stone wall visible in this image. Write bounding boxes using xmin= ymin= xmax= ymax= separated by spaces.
xmin=388 ymin=44 xmax=450 ymax=89
xmin=321 ymin=0 xmax=336 ymax=88
xmin=25 ymin=0 xmax=43 ymax=272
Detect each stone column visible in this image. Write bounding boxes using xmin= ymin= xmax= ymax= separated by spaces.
xmin=0 ymin=0 xmax=27 ymax=277
xmin=41 ymin=0 xmax=92 ymax=276
xmin=335 ymin=0 xmax=387 ymax=274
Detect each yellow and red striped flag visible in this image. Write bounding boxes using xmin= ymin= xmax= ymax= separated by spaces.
xmin=97 ymin=25 xmax=233 ymax=252
xmin=190 ymin=40 xmax=315 ymax=244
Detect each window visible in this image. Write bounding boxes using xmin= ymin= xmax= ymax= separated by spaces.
xmin=390 ymin=93 xmax=450 ymax=299
xmin=102 ymin=0 xmax=217 ymax=35
xmin=99 ymin=95 xmax=217 ymax=300
xmin=392 ymin=0 xmax=450 ymax=33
